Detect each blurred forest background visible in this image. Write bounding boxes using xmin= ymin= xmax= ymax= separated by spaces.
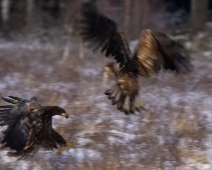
xmin=0 ymin=0 xmax=212 ymax=170
xmin=0 ymin=0 xmax=211 ymax=41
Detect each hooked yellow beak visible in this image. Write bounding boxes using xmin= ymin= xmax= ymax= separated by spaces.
xmin=60 ymin=113 xmax=69 ymax=119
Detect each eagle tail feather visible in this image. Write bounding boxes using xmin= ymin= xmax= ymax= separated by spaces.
xmin=105 ymin=84 xmax=144 ymax=114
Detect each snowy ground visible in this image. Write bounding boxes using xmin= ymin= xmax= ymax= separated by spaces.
xmin=0 ymin=34 xmax=212 ymax=170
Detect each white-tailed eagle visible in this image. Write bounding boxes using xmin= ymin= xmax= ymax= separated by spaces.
xmin=0 ymin=96 xmax=76 ymax=159
xmin=78 ymin=2 xmax=192 ymax=114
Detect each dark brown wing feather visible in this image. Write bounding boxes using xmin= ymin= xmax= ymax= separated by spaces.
xmin=151 ymin=30 xmax=192 ymax=72
xmin=127 ymin=29 xmax=192 ymax=77
xmin=0 ymin=96 xmax=41 ymax=152
xmin=79 ymin=2 xmax=131 ymax=67
xmin=21 ymin=125 xmax=66 ymax=159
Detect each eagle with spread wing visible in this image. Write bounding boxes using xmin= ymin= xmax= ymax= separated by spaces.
xmin=0 ymin=96 xmax=76 ymax=159
xmin=78 ymin=2 xmax=192 ymax=114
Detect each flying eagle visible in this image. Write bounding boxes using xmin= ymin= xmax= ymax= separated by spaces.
xmin=0 ymin=96 xmax=76 ymax=159
xmin=78 ymin=2 xmax=192 ymax=114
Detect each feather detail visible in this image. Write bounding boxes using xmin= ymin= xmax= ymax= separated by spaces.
xmin=0 ymin=96 xmax=69 ymax=159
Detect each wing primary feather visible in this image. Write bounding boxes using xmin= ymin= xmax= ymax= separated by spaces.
xmin=111 ymin=44 xmax=119 ymax=56
xmin=0 ymin=122 xmax=7 ymax=126
xmin=0 ymin=118 xmax=5 ymax=122
xmin=132 ymin=29 xmax=192 ymax=77
xmin=101 ymin=43 xmax=109 ymax=53
xmin=8 ymin=96 xmax=23 ymax=101
xmin=0 ymin=109 xmax=12 ymax=112
xmin=105 ymin=41 xmax=116 ymax=56
xmin=78 ymin=5 xmax=131 ymax=67
xmin=0 ymin=114 xmax=9 ymax=119
xmin=1 ymin=97 xmax=17 ymax=104
xmin=0 ymin=105 xmax=13 ymax=108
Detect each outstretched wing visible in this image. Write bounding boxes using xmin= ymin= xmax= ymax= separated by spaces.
xmin=79 ymin=2 xmax=131 ymax=67
xmin=127 ymin=29 xmax=192 ymax=77
xmin=0 ymin=96 xmax=43 ymax=153
xmin=78 ymin=3 xmax=192 ymax=114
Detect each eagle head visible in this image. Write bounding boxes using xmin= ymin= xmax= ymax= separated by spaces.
xmin=55 ymin=107 xmax=69 ymax=119
xmin=44 ymin=106 xmax=69 ymax=119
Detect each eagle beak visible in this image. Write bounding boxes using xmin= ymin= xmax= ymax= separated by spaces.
xmin=61 ymin=113 xmax=69 ymax=119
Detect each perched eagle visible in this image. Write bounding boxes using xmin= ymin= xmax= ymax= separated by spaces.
xmin=0 ymin=96 xmax=76 ymax=159
xmin=78 ymin=2 xmax=192 ymax=114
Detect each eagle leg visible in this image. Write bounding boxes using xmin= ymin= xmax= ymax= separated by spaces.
xmin=57 ymin=141 xmax=77 ymax=154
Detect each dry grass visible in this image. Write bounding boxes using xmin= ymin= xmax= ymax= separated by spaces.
xmin=0 ymin=35 xmax=211 ymax=170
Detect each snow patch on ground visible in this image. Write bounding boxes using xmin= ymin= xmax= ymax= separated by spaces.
xmin=68 ymin=148 xmax=101 ymax=161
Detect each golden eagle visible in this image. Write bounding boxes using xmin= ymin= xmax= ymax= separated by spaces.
xmin=0 ymin=96 xmax=76 ymax=159
xmin=78 ymin=2 xmax=192 ymax=114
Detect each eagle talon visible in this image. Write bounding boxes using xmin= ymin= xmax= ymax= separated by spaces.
xmin=66 ymin=141 xmax=77 ymax=150
xmin=57 ymin=147 xmax=66 ymax=154
xmin=7 ymin=152 xmax=20 ymax=157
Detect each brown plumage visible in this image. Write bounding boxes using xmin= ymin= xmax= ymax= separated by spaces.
xmin=0 ymin=96 xmax=73 ymax=159
xmin=78 ymin=2 xmax=192 ymax=114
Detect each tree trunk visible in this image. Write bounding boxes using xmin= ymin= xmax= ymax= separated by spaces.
xmin=124 ymin=0 xmax=131 ymax=33
xmin=191 ymin=0 xmax=208 ymax=36
xmin=128 ymin=0 xmax=150 ymax=40
xmin=26 ymin=0 xmax=33 ymax=28
xmin=61 ymin=25 xmax=73 ymax=63
xmin=1 ymin=0 xmax=10 ymax=35
xmin=2 ymin=0 xmax=9 ymax=23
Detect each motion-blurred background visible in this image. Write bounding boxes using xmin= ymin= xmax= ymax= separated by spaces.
xmin=0 ymin=0 xmax=212 ymax=170
xmin=0 ymin=0 xmax=211 ymax=40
